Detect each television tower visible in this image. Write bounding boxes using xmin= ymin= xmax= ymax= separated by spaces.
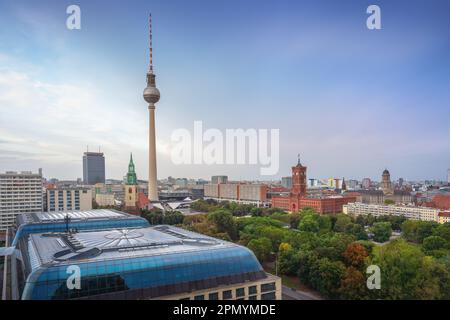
xmin=143 ymin=13 xmax=160 ymax=202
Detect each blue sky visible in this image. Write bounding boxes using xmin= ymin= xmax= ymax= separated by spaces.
xmin=0 ymin=0 xmax=449 ymax=181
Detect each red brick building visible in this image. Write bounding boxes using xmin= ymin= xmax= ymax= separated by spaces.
xmin=271 ymin=159 xmax=356 ymax=214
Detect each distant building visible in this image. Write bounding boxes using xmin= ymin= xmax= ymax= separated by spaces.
xmin=354 ymin=189 xmax=412 ymax=205
xmin=448 ymin=169 xmax=450 ymax=185
xmin=381 ymin=169 xmax=393 ymax=195
xmin=426 ymin=194 xmax=450 ymax=210
xmin=271 ymin=158 xmax=356 ymax=214
xmin=346 ymin=179 xmax=359 ymax=190
xmin=95 ymin=193 xmax=116 ymax=207
xmin=93 ymin=183 xmax=124 ymax=202
xmin=83 ymin=151 xmax=105 ymax=185
xmin=204 ymin=183 xmax=269 ymax=207
xmin=0 ymin=170 xmax=43 ymax=232
xmin=343 ymin=202 xmax=442 ymax=223
xmin=438 ymin=212 xmax=450 ymax=224
xmin=190 ymin=186 xmax=205 ymax=199
xmin=281 ymin=176 xmax=293 ymax=189
xmin=175 ymin=178 xmax=188 ymax=188
xmin=47 ymin=187 xmax=92 ymax=212
xmin=211 ymin=175 xmax=228 ymax=184
xmin=362 ymin=178 xmax=371 ymax=189
xmin=124 ymin=153 xmax=138 ymax=209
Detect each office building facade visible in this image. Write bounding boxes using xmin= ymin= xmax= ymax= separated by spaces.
xmin=83 ymin=152 xmax=105 ymax=185
xmin=211 ymin=175 xmax=228 ymax=184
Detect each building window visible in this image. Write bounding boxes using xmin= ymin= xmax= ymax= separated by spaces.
xmin=222 ymin=290 xmax=232 ymax=300
xmin=248 ymin=295 xmax=257 ymax=300
xmin=208 ymin=292 xmax=219 ymax=300
xmin=261 ymin=292 xmax=276 ymax=300
xmin=179 ymin=297 xmax=190 ymax=300
xmin=248 ymin=285 xmax=257 ymax=295
xmin=194 ymin=295 xmax=204 ymax=300
xmin=261 ymin=282 xmax=276 ymax=293
xmin=236 ymin=288 xmax=245 ymax=297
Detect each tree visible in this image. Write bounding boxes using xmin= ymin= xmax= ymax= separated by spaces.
xmin=342 ymin=242 xmax=368 ymax=268
xmin=433 ymin=223 xmax=450 ymax=243
xmin=163 ymin=211 xmax=184 ymax=225
xmin=347 ymin=223 xmax=368 ymax=240
xmin=384 ymin=199 xmax=395 ymax=205
xmin=250 ymin=207 xmax=263 ymax=217
xmin=333 ymin=214 xmax=353 ymax=233
xmin=289 ymin=212 xmax=301 ymax=229
xmin=317 ymin=215 xmax=332 ymax=232
xmin=141 ymin=210 xmax=164 ymax=225
xmin=296 ymin=250 xmax=318 ymax=286
xmin=278 ymin=243 xmax=298 ymax=275
xmin=422 ymin=236 xmax=448 ymax=257
xmin=247 ymin=237 xmax=272 ymax=262
xmin=416 ymin=221 xmax=439 ymax=243
xmin=298 ymin=214 xmax=319 ymax=233
xmin=371 ymin=222 xmax=392 ymax=243
xmin=401 ymin=220 xmax=439 ymax=244
xmin=339 ymin=267 xmax=370 ymax=300
xmin=208 ymin=209 xmax=238 ymax=240
xmin=371 ymin=239 xmax=424 ymax=299
xmin=309 ymin=257 xmax=346 ymax=298
xmin=412 ymin=256 xmax=450 ymax=299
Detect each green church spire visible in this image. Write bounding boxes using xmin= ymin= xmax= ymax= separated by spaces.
xmin=126 ymin=153 xmax=137 ymax=185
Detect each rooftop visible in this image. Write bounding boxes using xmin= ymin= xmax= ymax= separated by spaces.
xmin=17 ymin=209 xmax=134 ymax=226
xmin=26 ymin=225 xmax=250 ymax=268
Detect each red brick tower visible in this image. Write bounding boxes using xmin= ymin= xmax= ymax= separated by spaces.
xmin=291 ymin=155 xmax=307 ymax=196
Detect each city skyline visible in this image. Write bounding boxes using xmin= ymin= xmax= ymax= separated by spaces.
xmin=1 ymin=0 xmax=450 ymax=181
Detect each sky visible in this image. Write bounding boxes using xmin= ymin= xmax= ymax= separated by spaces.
xmin=0 ymin=0 xmax=449 ymax=182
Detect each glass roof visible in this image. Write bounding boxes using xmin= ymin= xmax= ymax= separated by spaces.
xmin=36 ymin=209 xmax=124 ymax=221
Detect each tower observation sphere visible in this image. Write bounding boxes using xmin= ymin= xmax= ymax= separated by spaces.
xmin=143 ymin=84 xmax=160 ymax=105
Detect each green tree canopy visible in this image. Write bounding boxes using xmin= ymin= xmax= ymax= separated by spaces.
xmin=371 ymin=222 xmax=392 ymax=243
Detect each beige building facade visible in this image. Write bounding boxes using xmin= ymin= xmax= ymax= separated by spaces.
xmin=156 ymin=273 xmax=281 ymax=300
xmin=204 ymin=183 xmax=269 ymax=207
xmin=47 ymin=188 xmax=92 ymax=212
xmin=95 ymin=193 xmax=116 ymax=207
xmin=343 ymin=202 xmax=441 ymax=222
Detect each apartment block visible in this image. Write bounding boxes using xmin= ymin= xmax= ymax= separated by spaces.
xmin=204 ymin=183 xmax=269 ymax=207
xmin=343 ymin=202 xmax=441 ymax=222
xmin=0 ymin=170 xmax=43 ymax=231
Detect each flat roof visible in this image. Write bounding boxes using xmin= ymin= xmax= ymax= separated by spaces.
xmin=36 ymin=210 xmax=124 ymax=221
xmin=27 ymin=225 xmax=236 ymax=268
xmin=17 ymin=209 xmax=135 ymax=226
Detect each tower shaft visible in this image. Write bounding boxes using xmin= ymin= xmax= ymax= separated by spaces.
xmin=148 ymin=107 xmax=158 ymax=201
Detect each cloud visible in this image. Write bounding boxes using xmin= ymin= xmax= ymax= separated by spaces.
xmin=0 ymin=67 xmax=161 ymax=178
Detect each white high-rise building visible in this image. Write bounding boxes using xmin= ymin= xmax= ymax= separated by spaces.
xmin=447 ymin=169 xmax=450 ymax=184
xmin=0 ymin=170 xmax=43 ymax=231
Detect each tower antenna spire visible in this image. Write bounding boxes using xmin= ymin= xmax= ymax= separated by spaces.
xmin=149 ymin=13 xmax=153 ymax=73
